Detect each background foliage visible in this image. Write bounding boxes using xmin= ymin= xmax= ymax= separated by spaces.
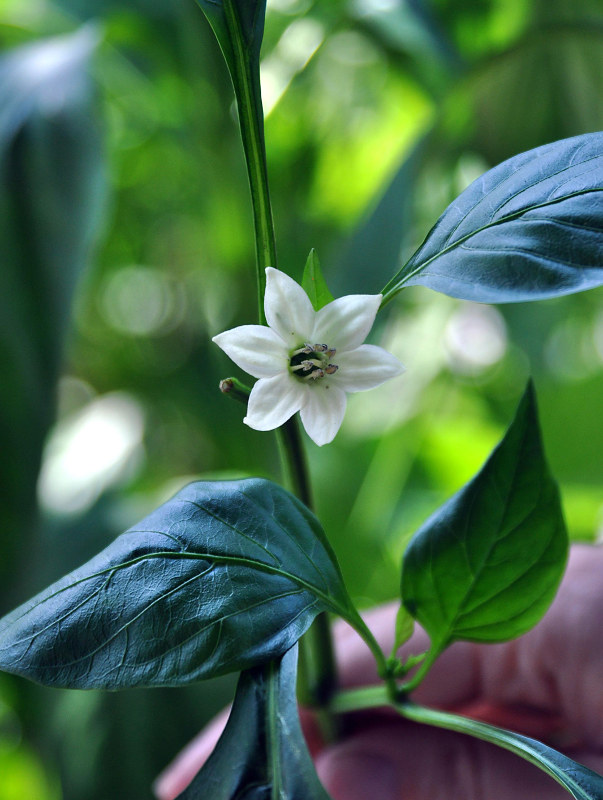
xmin=0 ymin=0 xmax=602 ymax=797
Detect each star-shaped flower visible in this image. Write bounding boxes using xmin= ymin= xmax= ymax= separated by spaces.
xmin=213 ymin=268 xmax=404 ymax=445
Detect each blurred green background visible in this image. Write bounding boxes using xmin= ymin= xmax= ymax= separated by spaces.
xmin=1 ymin=0 xmax=602 ymax=796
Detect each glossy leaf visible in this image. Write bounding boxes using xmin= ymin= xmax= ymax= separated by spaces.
xmin=0 ymin=27 xmax=105 ymax=594
xmin=401 ymin=702 xmax=603 ymax=800
xmin=382 ymin=133 xmax=603 ymax=305
xmin=177 ymin=644 xmax=332 ymax=800
xmin=401 ymin=382 xmax=568 ymax=651
xmin=302 ymin=249 xmax=334 ymax=311
xmin=0 ymin=479 xmax=351 ymax=689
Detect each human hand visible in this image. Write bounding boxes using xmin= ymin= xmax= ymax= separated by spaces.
xmin=154 ymin=544 xmax=603 ymax=800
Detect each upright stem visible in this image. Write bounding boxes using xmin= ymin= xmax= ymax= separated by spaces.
xmin=278 ymin=419 xmax=338 ymax=716
xmin=221 ymin=0 xmax=337 ymax=714
xmin=222 ymin=0 xmax=276 ymax=323
xmin=278 ymin=418 xmax=313 ymax=507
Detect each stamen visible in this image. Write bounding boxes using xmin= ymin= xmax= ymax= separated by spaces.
xmin=291 ymin=345 xmax=314 ymax=357
xmin=303 ymin=368 xmax=324 ymax=380
xmin=290 ymin=342 xmax=338 ymax=382
xmin=291 ymin=359 xmax=320 ymax=372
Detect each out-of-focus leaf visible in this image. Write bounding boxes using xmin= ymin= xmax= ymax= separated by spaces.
xmin=382 ymin=133 xmax=603 ymax=305
xmin=0 ymin=479 xmax=352 ymax=689
xmin=0 ymin=27 xmax=106 ymax=593
xmin=302 ymin=249 xmax=334 ymax=311
xmin=351 ymin=0 xmax=462 ymax=93
xmin=401 ymin=382 xmax=568 ymax=650
xmin=468 ymin=26 xmax=603 ymax=165
xmin=334 ymin=135 xmax=427 ymax=296
xmin=177 ymin=645 xmax=332 ymax=800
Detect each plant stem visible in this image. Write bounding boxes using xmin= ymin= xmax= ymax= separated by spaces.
xmin=277 ymin=417 xmax=313 ymax=507
xmin=328 ymin=690 xmax=594 ymax=799
xmin=221 ymin=0 xmax=337 ymax=718
xmin=329 ymin=685 xmax=390 ymax=714
xmin=222 ymin=0 xmax=276 ymax=324
xmin=394 ymin=701 xmax=592 ymax=799
xmin=277 ymin=419 xmax=338 ymax=715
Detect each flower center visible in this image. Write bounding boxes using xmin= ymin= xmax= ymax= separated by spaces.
xmin=289 ymin=343 xmax=338 ymax=381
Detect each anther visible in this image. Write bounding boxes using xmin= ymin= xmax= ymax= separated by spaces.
xmin=325 ymin=364 xmax=338 ymax=374
xmin=313 ymin=344 xmax=328 ymax=352
xmin=304 ymin=368 xmax=324 ymax=380
xmin=326 ymin=348 xmax=336 ymax=359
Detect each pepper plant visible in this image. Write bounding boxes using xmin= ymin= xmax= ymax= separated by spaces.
xmin=1 ymin=2 xmax=603 ymax=799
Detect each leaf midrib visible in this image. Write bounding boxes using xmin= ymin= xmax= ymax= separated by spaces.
xmin=0 ymin=549 xmax=350 ymax=647
xmin=391 ymin=187 xmax=603 ymax=291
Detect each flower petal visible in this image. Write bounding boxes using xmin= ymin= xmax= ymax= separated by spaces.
xmin=299 ymin=383 xmax=347 ymax=446
xmin=312 ymin=294 xmax=382 ymax=352
xmin=244 ymin=373 xmax=305 ymax=431
xmin=330 ymin=344 xmax=405 ymax=392
xmin=212 ymin=325 xmax=288 ymax=378
xmin=264 ymin=267 xmax=315 ymax=347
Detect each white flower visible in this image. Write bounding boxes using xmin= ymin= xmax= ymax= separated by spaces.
xmin=212 ymin=267 xmax=404 ymax=446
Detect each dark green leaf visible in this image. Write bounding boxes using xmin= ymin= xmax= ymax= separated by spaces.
xmin=401 ymin=382 xmax=568 ymax=650
xmin=0 ymin=479 xmax=351 ymax=689
xmin=302 ymin=250 xmax=334 ymax=311
xmin=177 ymin=644 xmax=332 ymax=800
xmin=0 ymin=27 xmax=105 ymax=596
xmin=382 ymin=133 xmax=603 ymax=305
xmin=401 ymin=702 xmax=603 ymax=800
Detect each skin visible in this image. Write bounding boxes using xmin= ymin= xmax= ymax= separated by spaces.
xmin=154 ymin=544 xmax=603 ymax=800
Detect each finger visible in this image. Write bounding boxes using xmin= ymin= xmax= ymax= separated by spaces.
xmin=153 ymin=707 xmax=230 ymax=800
xmin=315 ymin=719 xmax=573 ymax=800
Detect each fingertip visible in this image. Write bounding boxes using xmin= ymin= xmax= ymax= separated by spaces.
xmin=153 ymin=708 xmax=230 ymax=800
xmin=316 ymin=742 xmax=398 ymax=800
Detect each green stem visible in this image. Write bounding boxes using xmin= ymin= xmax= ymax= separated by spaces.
xmin=222 ymin=0 xmax=277 ymax=324
xmin=326 ymin=691 xmax=599 ymax=800
xmin=395 ymin=701 xmax=596 ymax=800
xmin=277 ymin=419 xmax=338 ymax=715
xmin=329 ymin=684 xmax=390 ymax=714
xmin=277 ymin=417 xmax=313 ymax=508
xmin=220 ymin=1 xmax=337 ymax=716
